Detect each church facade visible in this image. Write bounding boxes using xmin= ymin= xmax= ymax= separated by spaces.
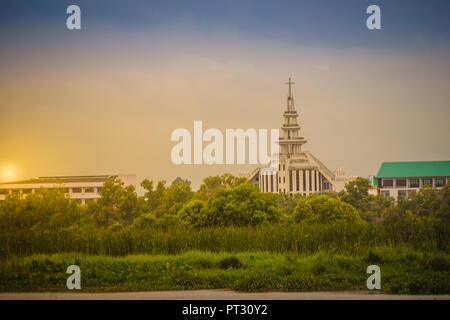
xmin=247 ymin=78 xmax=349 ymax=196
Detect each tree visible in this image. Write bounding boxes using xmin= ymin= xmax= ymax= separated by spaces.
xmin=200 ymin=182 xmax=280 ymax=226
xmin=293 ymin=194 xmax=363 ymax=224
xmin=178 ymin=199 xmax=206 ymax=228
xmin=91 ymin=178 xmax=142 ymax=226
xmin=156 ymin=178 xmax=193 ymax=216
xmin=0 ymin=187 xmax=80 ymax=230
xmin=339 ymin=177 xmax=371 ymax=209
xmin=382 ymin=184 xmax=448 ymax=223
xmin=437 ymin=183 xmax=450 ymax=221
xmin=292 ymin=197 xmax=313 ymax=223
xmin=362 ymin=194 xmax=393 ymax=223
xmin=278 ymin=193 xmax=303 ymax=216
xmin=141 ymin=179 xmax=166 ymax=212
xmin=196 ymin=174 xmax=247 ymax=200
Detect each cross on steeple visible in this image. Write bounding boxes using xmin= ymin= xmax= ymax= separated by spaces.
xmin=285 ymin=77 xmax=295 ymax=98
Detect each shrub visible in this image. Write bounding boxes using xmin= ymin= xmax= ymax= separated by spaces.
xmin=219 ymin=256 xmax=242 ymax=269
xmin=365 ymin=250 xmax=383 ymax=264
xmin=428 ymin=254 xmax=450 ymax=271
xmin=201 ymin=183 xmax=281 ymax=227
xmin=132 ymin=213 xmax=157 ymax=228
xmin=178 ymin=200 xmax=206 ymax=228
xmin=293 ymin=194 xmax=363 ymax=224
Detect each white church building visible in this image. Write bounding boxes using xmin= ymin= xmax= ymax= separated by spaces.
xmin=248 ymin=78 xmax=351 ymax=196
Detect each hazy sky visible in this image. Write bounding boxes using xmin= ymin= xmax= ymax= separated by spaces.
xmin=1 ymin=0 xmax=449 ymax=190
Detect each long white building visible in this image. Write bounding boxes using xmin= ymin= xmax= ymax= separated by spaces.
xmin=0 ymin=174 xmax=136 ymax=204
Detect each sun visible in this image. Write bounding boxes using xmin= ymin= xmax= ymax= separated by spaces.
xmin=1 ymin=165 xmax=18 ymax=181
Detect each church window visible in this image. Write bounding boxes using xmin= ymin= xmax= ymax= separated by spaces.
xmin=289 ymin=170 xmax=293 ymax=191
xmin=302 ymin=170 xmax=306 ymax=191
xmin=314 ymin=171 xmax=317 ymax=191
xmin=276 ymin=173 xmax=278 ymax=191
xmin=309 ymin=170 xmax=312 ymax=191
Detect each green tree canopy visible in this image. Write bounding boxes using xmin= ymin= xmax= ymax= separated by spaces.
xmin=196 ymin=174 xmax=247 ymax=200
xmin=293 ymin=194 xmax=363 ymax=224
xmin=180 ymin=182 xmax=280 ymax=227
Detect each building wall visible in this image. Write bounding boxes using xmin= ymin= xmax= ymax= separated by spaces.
xmin=258 ymin=159 xmax=333 ymax=196
xmin=0 ymin=174 xmax=136 ymax=204
xmin=377 ymin=176 xmax=448 ymax=199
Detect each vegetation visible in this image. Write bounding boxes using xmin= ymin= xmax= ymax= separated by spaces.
xmin=1 ymin=249 xmax=448 ymax=294
xmin=0 ymin=174 xmax=449 ymax=293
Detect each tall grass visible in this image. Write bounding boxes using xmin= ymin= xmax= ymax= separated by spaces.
xmin=1 ymin=220 xmax=448 ymax=258
xmin=1 ymin=249 xmax=449 ymax=293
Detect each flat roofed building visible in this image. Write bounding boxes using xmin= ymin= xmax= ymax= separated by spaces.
xmin=0 ymin=174 xmax=136 ymax=205
xmin=375 ymin=161 xmax=450 ymax=199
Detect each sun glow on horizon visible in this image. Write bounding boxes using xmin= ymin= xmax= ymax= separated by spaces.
xmin=1 ymin=164 xmax=20 ymax=182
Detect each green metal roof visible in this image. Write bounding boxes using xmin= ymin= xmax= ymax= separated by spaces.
xmin=376 ymin=161 xmax=450 ymax=178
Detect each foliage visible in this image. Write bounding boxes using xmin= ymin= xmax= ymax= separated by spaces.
xmin=1 ymin=174 xmax=450 ymax=294
xmin=90 ymin=178 xmax=144 ymax=227
xmin=278 ymin=193 xmax=302 ymax=216
xmin=1 ymin=249 xmax=448 ymax=294
xmin=1 ymin=219 xmax=448 ymax=258
xmin=199 ymin=183 xmax=281 ymax=227
xmin=293 ymin=194 xmax=363 ymax=224
xmin=141 ymin=178 xmax=193 ymax=217
xmin=195 ymin=174 xmax=247 ymax=201
xmin=338 ymin=177 xmax=392 ymax=223
xmin=0 ymin=188 xmax=80 ymax=231
xmin=1 ymin=175 xmax=449 ymax=231
xmin=177 ymin=199 xmax=206 ymax=228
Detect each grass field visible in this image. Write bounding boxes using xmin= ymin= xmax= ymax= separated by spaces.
xmin=1 ymin=221 xmax=448 ymax=258
xmin=1 ymin=248 xmax=449 ymax=294
xmin=1 ymin=221 xmax=449 ymax=294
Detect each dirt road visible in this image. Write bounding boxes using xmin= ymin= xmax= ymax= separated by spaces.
xmin=1 ymin=290 xmax=449 ymax=300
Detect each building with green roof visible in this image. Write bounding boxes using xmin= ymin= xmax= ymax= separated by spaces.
xmin=375 ymin=161 xmax=450 ymax=199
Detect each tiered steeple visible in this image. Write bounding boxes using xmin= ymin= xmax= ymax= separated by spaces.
xmin=279 ymin=78 xmax=307 ymax=156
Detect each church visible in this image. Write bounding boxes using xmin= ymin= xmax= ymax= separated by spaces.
xmin=247 ymin=78 xmax=350 ymax=196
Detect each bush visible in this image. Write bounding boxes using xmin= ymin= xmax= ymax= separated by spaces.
xmin=201 ymin=183 xmax=281 ymax=227
xmin=365 ymin=250 xmax=383 ymax=264
xmin=219 ymin=256 xmax=243 ymax=269
xmin=293 ymin=195 xmax=363 ymax=224
xmin=178 ymin=200 xmax=206 ymax=228
xmin=428 ymin=254 xmax=450 ymax=271
xmin=132 ymin=213 xmax=157 ymax=228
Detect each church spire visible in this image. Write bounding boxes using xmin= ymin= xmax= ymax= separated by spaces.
xmin=286 ymin=77 xmax=295 ymax=99
xmin=285 ymin=77 xmax=295 ymax=112
xmin=279 ymin=77 xmax=307 ymax=155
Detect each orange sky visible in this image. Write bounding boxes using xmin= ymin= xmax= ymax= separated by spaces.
xmin=1 ymin=30 xmax=449 ymax=190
